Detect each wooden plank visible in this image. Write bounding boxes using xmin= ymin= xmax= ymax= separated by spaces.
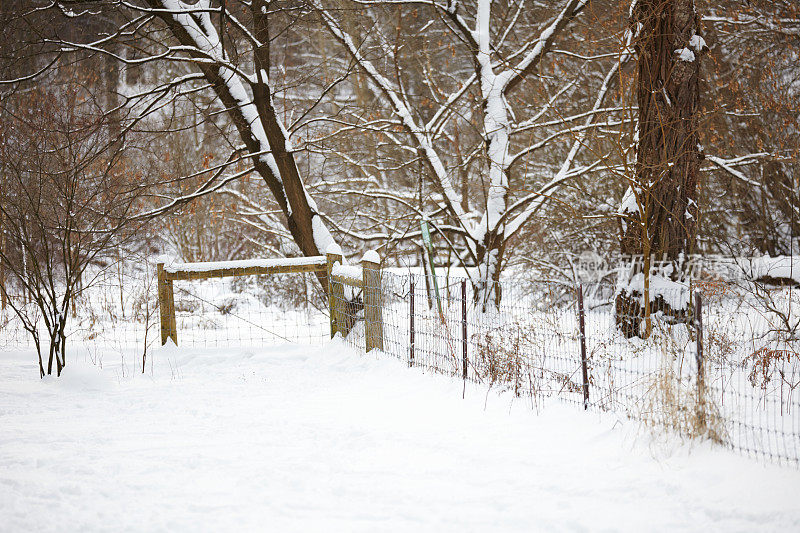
xmin=157 ymin=263 xmax=177 ymax=346
xmin=363 ymin=255 xmax=383 ymax=352
xmin=327 ymin=252 xmax=344 ymax=338
xmin=330 ymin=273 xmax=362 ymax=287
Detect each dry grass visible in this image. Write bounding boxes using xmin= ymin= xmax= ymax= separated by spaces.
xmin=473 ymin=324 xmax=527 ymax=396
xmin=639 ymin=350 xmax=726 ymax=444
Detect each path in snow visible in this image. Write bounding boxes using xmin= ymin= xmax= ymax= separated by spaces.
xmin=1 ymin=341 xmax=799 ymax=532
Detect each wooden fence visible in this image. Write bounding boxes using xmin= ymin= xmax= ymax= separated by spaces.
xmin=157 ymin=253 xmax=384 ymax=351
xmin=326 ymin=250 xmax=384 ymax=352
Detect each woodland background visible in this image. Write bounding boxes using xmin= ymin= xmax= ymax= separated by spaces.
xmin=0 ymin=0 xmax=797 ymax=301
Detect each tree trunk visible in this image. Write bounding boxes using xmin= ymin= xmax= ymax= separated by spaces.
xmin=621 ymin=0 xmax=704 ymax=259
xmin=617 ymin=0 xmax=705 ymax=337
xmin=0 ymin=218 xmax=5 ymax=311
xmin=147 ymin=0 xmax=335 ymax=293
xmin=475 ymin=230 xmax=505 ymax=310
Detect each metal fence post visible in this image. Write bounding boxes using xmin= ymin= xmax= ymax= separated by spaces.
xmin=695 ymin=291 xmax=706 ymax=431
xmin=409 ymin=279 xmax=415 ymax=366
xmin=461 ymin=279 xmax=468 ymax=381
xmin=577 ymin=284 xmax=589 ymax=410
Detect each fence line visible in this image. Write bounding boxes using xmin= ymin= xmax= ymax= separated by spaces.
xmin=2 ymin=253 xmax=797 ymax=467
xmin=330 ymin=268 xmax=800 ymax=467
xmin=0 ymin=260 xmax=329 ymax=370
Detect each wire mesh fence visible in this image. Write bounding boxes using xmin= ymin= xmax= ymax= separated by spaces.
xmin=0 ymin=262 xmax=160 ymax=373
xmin=169 ymin=272 xmax=328 ymax=348
xmin=0 ymin=261 xmax=329 ymax=375
xmin=330 ymin=268 xmax=800 ymax=467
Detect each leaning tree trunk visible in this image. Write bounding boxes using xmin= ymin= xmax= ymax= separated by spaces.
xmin=617 ymin=0 xmax=706 ymax=337
xmin=147 ymin=0 xmax=336 ymax=294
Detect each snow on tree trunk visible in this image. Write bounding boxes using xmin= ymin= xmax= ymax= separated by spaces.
xmin=316 ymin=0 xmax=588 ymax=310
xmin=472 ymin=0 xmax=510 ymax=309
xmin=617 ymin=0 xmax=706 ymax=337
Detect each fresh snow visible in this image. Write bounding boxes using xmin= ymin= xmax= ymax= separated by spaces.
xmin=618 ymin=186 xmax=638 ymax=216
xmin=164 ymin=256 xmax=326 ymax=274
xmin=738 ymin=255 xmax=800 ymax=283
xmin=622 ymin=272 xmax=690 ymax=309
xmin=325 ymin=242 xmax=343 ymax=256
xmin=675 ymin=47 xmax=696 ymax=62
xmin=689 ymin=34 xmax=707 ymax=52
xmin=2 ymin=341 xmax=800 ymax=532
xmin=361 ymin=250 xmax=381 ymax=264
xmin=311 ymin=214 xmax=337 ymax=259
xmin=331 ymin=262 xmax=362 ymax=282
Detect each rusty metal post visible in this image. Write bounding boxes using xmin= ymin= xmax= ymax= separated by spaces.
xmin=695 ymin=291 xmax=706 ymax=431
xmin=409 ymin=279 xmax=415 ymax=366
xmin=461 ymin=279 xmax=468 ymax=381
xmin=577 ymin=284 xmax=589 ymax=410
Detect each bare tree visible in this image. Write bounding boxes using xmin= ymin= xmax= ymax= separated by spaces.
xmin=0 ymin=79 xmax=144 ymax=376
xmin=26 ymin=1 xmax=344 ymax=285
xmin=311 ymin=0 xmax=642 ymax=307
xmin=3 ymin=0 xmax=794 ymax=319
xmin=700 ymin=0 xmax=799 ymax=256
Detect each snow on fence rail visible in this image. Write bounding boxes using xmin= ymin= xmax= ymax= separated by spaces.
xmin=163 ymin=257 xmax=328 ymax=277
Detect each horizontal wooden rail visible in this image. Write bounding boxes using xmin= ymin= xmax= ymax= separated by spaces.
xmin=158 ymin=252 xmax=384 ymax=351
xmin=162 ymin=257 xmax=327 ymax=281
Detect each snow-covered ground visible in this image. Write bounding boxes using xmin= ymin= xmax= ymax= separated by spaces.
xmin=2 ymin=340 xmax=800 ymax=532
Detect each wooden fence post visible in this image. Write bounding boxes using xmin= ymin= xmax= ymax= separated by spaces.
xmin=326 ymin=250 xmax=343 ymax=338
xmin=362 ymin=251 xmax=384 ymax=352
xmin=157 ymin=263 xmax=177 ymax=346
